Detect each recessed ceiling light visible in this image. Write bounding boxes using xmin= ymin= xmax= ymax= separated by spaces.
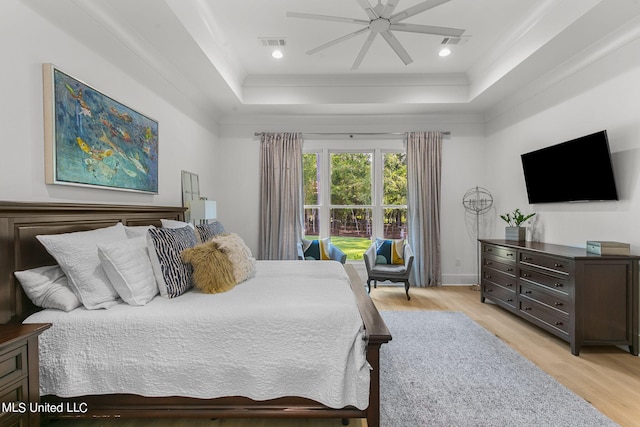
xmin=272 ymin=50 xmax=283 ymax=59
xmin=439 ymin=47 xmax=451 ymax=57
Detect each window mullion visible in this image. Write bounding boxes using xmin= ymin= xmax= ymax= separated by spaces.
xmin=373 ymin=148 xmax=383 ymax=239
xmin=320 ymin=148 xmax=330 ymax=238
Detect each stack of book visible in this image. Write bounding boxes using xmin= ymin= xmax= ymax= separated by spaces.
xmin=586 ymin=241 xmax=630 ymax=256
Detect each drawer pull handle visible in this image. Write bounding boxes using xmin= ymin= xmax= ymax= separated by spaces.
xmin=486 ymin=261 xmax=493 ymax=266
xmin=554 ymin=283 xmax=563 ymax=288
xmin=506 ymin=283 xmax=513 ymax=287
xmin=506 ymin=268 xmax=514 ymax=272
xmin=507 ymin=299 xmax=513 ymax=302
xmin=487 ymin=248 xmax=493 ymax=252
xmin=522 ymin=273 xmax=531 ymax=278
xmin=507 ymin=253 xmax=514 ymax=256
xmin=523 ymin=307 xmax=532 ymax=311
xmin=487 ymin=289 xmax=493 ymax=293
xmin=554 ymin=302 xmax=563 ymax=307
xmin=524 ymin=290 xmax=532 ymax=294
xmin=554 ymin=322 xmax=563 ymax=326
xmin=523 ymin=256 xmax=531 ymax=261
xmin=554 ymin=263 xmax=563 ymax=268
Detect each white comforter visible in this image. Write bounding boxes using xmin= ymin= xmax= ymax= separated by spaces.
xmin=24 ymin=261 xmax=370 ymax=409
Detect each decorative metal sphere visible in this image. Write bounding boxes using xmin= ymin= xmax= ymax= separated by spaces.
xmin=462 ymin=186 xmax=493 ymax=215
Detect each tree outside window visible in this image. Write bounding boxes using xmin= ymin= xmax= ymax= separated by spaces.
xmin=303 ymin=149 xmax=407 ymax=260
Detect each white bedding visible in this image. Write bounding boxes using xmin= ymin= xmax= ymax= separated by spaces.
xmin=24 ymin=260 xmax=370 ymax=409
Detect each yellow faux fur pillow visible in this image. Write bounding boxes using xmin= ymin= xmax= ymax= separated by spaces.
xmin=181 ymin=240 xmax=236 ymax=294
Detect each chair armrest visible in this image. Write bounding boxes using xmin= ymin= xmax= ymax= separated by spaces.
xmin=403 ymin=244 xmax=415 ymax=275
xmin=296 ymin=242 xmax=304 ymax=260
xmin=364 ymin=244 xmax=376 ymax=273
xmin=330 ymin=245 xmax=347 ymax=264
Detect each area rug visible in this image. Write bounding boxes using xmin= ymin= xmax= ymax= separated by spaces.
xmin=379 ymin=311 xmax=618 ymax=427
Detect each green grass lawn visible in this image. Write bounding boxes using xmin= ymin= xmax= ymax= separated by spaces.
xmin=306 ymin=235 xmax=371 ymax=260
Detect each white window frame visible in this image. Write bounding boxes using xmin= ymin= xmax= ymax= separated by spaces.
xmin=303 ymin=145 xmax=406 ymax=243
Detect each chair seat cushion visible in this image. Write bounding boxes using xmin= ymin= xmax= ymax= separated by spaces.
xmin=371 ymin=264 xmax=407 ymax=276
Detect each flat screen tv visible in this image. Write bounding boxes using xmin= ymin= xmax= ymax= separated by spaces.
xmin=521 ymin=130 xmax=618 ymax=203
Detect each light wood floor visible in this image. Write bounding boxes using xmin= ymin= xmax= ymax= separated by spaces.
xmin=47 ymin=283 xmax=640 ymax=427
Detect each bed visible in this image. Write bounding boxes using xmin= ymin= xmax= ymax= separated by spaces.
xmin=0 ymin=201 xmax=391 ymax=426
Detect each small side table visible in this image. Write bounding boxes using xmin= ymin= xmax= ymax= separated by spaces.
xmin=0 ymin=323 xmax=51 ymax=427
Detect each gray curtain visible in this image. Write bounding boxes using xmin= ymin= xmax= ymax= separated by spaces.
xmin=258 ymin=132 xmax=304 ymax=260
xmin=407 ymin=131 xmax=442 ymax=287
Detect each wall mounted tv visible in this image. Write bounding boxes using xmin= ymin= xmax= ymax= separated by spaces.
xmin=521 ymin=130 xmax=618 ymax=203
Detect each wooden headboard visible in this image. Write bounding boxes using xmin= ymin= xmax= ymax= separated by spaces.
xmin=0 ymin=201 xmax=186 ymax=323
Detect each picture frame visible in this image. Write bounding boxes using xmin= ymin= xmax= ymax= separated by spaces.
xmin=43 ymin=63 xmax=159 ymax=193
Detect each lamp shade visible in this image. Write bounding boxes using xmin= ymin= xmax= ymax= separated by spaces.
xmin=189 ymin=200 xmax=217 ymax=222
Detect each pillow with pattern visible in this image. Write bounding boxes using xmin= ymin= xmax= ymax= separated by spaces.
xmin=301 ymin=237 xmax=331 ymax=260
xmin=375 ymin=238 xmax=405 ymax=265
xmin=147 ymin=226 xmax=198 ymax=298
xmin=195 ymin=220 xmax=225 ymax=242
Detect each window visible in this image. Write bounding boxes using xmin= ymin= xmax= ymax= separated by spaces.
xmin=303 ymin=148 xmax=407 ymax=260
xmin=383 ymin=152 xmax=407 ymax=240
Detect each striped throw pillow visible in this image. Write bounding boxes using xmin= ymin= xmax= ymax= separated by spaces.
xmin=147 ymin=226 xmax=198 ymax=298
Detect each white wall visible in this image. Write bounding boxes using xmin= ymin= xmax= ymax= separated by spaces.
xmin=217 ymin=118 xmax=487 ymax=284
xmin=485 ymin=32 xmax=640 ymax=252
xmin=0 ymin=1 xmax=218 ymax=207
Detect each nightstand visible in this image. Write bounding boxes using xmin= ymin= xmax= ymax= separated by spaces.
xmin=0 ymin=323 xmax=51 ymax=427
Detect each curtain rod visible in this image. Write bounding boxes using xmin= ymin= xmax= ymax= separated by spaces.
xmin=254 ymin=131 xmax=450 ymax=139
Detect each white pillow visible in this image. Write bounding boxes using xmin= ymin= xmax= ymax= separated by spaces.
xmin=160 ymin=218 xmax=195 ymax=229
xmin=124 ymin=224 xmax=155 ymax=238
xmin=14 ymin=265 xmax=81 ymax=312
xmin=98 ymin=236 xmax=158 ymax=306
xmin=36 ymin=223 xmax=127 ymax=310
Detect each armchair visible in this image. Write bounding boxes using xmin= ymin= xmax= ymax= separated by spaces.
xmin=364 ymin=241 xmax=414 ymax=300
xmin=297 ymin=238 xmax=347 ymax=264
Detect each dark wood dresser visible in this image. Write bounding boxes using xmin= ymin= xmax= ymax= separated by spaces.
xmin=0 ymin=323 xmax=51 ymax=426
xmin=479 ymin=239 xmax=639 ymax=356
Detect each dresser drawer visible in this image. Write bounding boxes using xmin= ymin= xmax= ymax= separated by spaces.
xmin=520 ymin=252 xmax=570 ymax=275
xmin=520 ymin=268 xmax=572 ymax=297
xmin=483 ymin=244 xmax=516 ymax=263
xmin=483 ymin=257 xmax=516 ymax=276
xmin=519 ymin=283 xmax=570 ymax=316
xmin=519 ymin=297 xmax=569 ymax=335
xmin=0 ymin=346 xmax=26 ymax=389
xmin=482 ymin=268 xmax=516 ymax=291
xmin=483 ymin=281 xmax=516 ymax=309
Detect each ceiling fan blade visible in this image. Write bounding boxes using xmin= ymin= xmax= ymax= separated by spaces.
xmin=352 ymin=31 xmax=378 ymax=70
xmin=306 ymin=27 xmax=370 ymax=55
xmin=287 ymin=11 xmax=369 ymax=25
xmin=389 ymin=0 xmax=451 ymax=23
xmin=380 ymin=0 xmax=400 ymax=19
xmin=389 ymin=23 xmax=465 ymax=37
xmin=380 ymin=30 xmax=413 ymax=65
xmin=356 ymin=0 xmax=379 ymax=20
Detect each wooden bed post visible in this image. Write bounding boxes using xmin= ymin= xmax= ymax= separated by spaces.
xmin=345 ymin=264 xmax=391 ymax=427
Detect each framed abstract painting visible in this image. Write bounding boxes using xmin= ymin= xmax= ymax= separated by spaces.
xmin=43 ymin=63 xmax=159 ymax=193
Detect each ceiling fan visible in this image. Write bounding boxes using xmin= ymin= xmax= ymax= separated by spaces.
xmin=287 ymin=0 xmax=465 ymax=70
